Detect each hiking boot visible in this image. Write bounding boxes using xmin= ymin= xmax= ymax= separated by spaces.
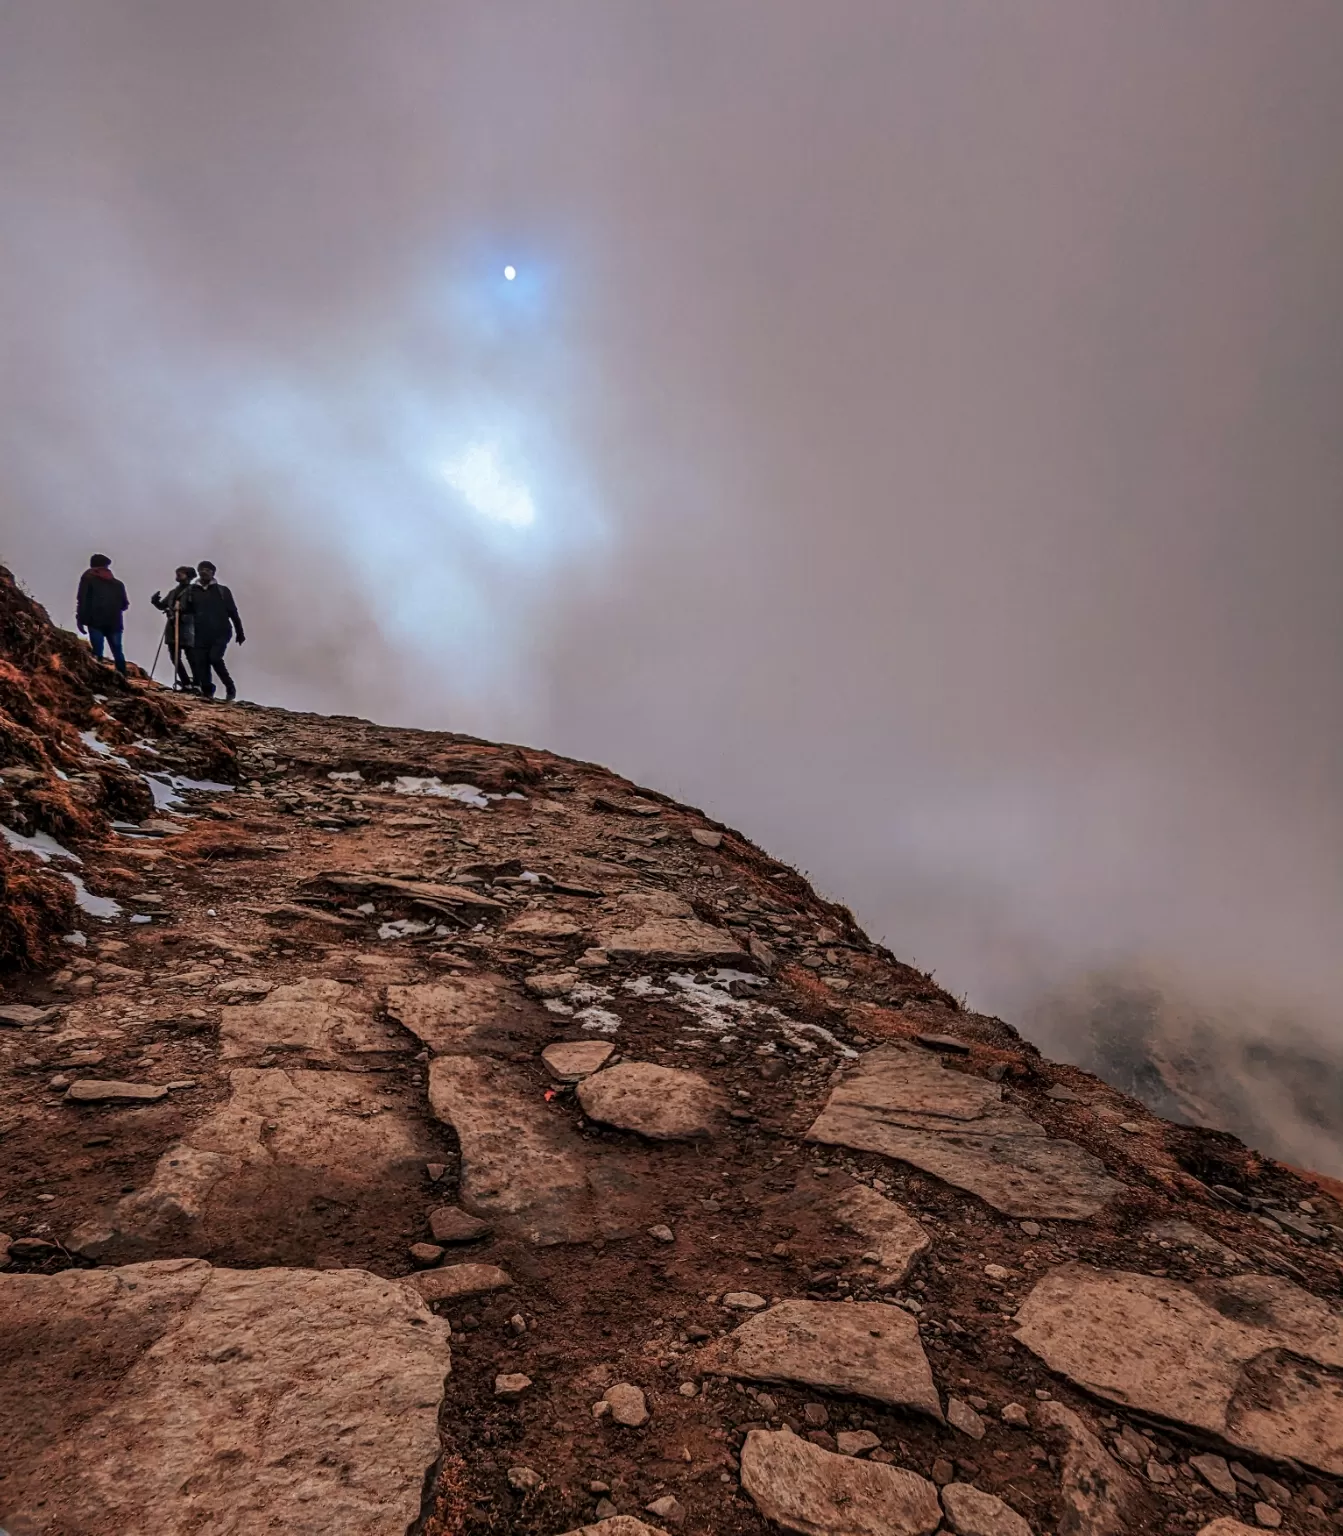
xmin=225 ymin=686 xmax=237 ymax=702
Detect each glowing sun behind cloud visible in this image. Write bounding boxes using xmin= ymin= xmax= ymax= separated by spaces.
xmin=439 ymin=441 xmax=536 ymax=529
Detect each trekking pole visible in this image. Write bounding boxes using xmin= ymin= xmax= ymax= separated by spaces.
xmin=173 ymin=606 xmax=181 ymax=691
xmin=149 ymin=633 xmax=164 ymax=682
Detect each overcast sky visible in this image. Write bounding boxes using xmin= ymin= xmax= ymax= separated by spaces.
xmin=3 ymin=3 xmax=1341 ymax=1127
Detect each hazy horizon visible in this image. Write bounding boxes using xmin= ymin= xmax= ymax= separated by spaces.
xmin=3 ymin=3 xmax=1341 ymax=1169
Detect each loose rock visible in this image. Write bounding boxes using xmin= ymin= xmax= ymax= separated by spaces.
xmin=1191 ymin=1454 xmax=1238 ymax=1498
xmin=644 ymin=1494 xmax=685 ymax=1523
xmin=507 ymin=1465 xmax=543 ymax=1492
xmin=412 ymin=1264 xmax=513 ymax=1303
xmin=599 ymin=1382 xmax=649 ymax=1427
xmin=723 ymin=1291 xmax=768 ymax=1311
xmin=837 ymin=1430 xmax=882 ymax=1456
xmin=495 ymin=1372 xmax=532 ymax=1397
xmin=557 ymin=1519 xmax=670 ymax=1536
xmin=947 ymin=1396 xmax=987 ymax=1439
xmin=542 ymin=1040 xmax=616 ymax=1082
xmin=428 ymin=1205 xmax=492 ymax=1244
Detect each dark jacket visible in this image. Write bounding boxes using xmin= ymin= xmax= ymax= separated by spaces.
xmin=184 ymin=579 xmax=244 ymax=645
xmin=152 ymin=581 xmax=196 ymax=647
xmin=76 ymin=568 xmax=129 ymax=633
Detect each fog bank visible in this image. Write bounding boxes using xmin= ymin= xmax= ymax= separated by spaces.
xmin=3 ymin=2 xmax=1341 ymax=1168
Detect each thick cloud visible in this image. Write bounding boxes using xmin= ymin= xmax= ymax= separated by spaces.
xmin=3 ymin=3 xmax=1341 ymax=1167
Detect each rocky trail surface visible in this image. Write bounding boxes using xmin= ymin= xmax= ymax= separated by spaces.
xmin=0 ymin=568 xmax=1340 ymax=1536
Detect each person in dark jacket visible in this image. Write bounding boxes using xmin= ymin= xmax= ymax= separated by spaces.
xmin=151 ymin=566 xmax=197 ymax=690
xmin=75 ymin=554 xmax=130 ymax=676
xmin=184 ymin=561 xmax=245 ymax=700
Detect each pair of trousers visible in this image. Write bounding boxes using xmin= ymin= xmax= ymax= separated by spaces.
xmin=168 ymin=638 xmax=194 ymax=689
xmin=190 ymin=638 xmax=235 ymax=698
xmin=87 ymin=627 xmax=126 ymax=675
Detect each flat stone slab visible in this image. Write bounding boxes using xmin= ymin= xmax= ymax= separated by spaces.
xmin=0 ymin=1004 xmax=60 ymax=1026
xmin=829 ymin=1183 xmax=930 ymax=1283
xmin=1014 ymin=1264 xmax=1343 ymax=1475
xmin=699 ymin=1300 xmax=941 ymax=1418
xmin=70 ymin=1069 xmax=437 ymax=1260
xmin=941 ymin=1483 xmax=1034 ymax=1536
xmin=506 ymin=909 xmax=586 ymax=939
xmin=64 ymin=1079 xmax=168 ymax=1103
xmin=1033 ymin=1399 xmax=1140 ymax=1536
xmin=543 ymin=1040 xmax=616 ymax=1081
xmin=577 ymin=1062 xmax=727 ymax=1140
xmin=806 ymin=1043 xmax=1122 ymax=1220
xmin=428 ymin=1054 xmax=646 ymax=1244
xmin=740 ymin=1429 xmax=941 ymax=1536
xmin=221 ymin=977 xmax=390 ymax=1060
xmin=387 ymin=976 xmax=540 ymax=1057
xmin=412 ymin=1263 xmax=513 ymax=1302
xmin=602 ymin=916 xmax=746 ymax=966
xmin=0 ymin=1259 xmax=450 ymax=1535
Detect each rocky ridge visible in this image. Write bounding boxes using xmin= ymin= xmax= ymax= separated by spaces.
xmin=0 ymin=566 xmax=1340 ymax=1536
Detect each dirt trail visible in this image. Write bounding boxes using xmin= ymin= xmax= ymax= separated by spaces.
xmin=0 ymin=574 xmax=1340 ymax=1535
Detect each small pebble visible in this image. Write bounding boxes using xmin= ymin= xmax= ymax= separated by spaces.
xmin=1001 ymin=1402 xmax=1029 ymax=1427
xmin=494 ymin=1373 xmax=532 ymax=1398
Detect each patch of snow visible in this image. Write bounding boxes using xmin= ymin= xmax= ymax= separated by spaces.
xmin=355 ymin=902 xmax=376 ymax=915
xmin=378 ymin=918 xmax=433 ymax=941
xmin=142 ymin=771 xmax=233 ymax=810
xmin=389 ymin=777 xmax=490 ymax=808
xmin=623 ymin=975 xmax=669 ymax=998
xmin=79 ymin=730 xmax=132 ymax=769
xmin=543 ymin=999 xmax=574 ymax=1016
xmin=1 ymin=826 xmax=81 ymax=864
xmin=519 ymin=870 xmax=543 ymax=883
xmin=328 ymin=770 xmax=363 ymax=782
xmin=505 ymin=792 xmax=527 ymax=800
xmin=578 ymin=1008 xmax=622 ymax=1035
xmin=129 ymin=914 xmax=153 ymax=924
xmin=650 ymin=969 xmax=857 ymax=1059
xmin=62 ymin=875 xmax=121 ymax=919
xmin=144 ymin=776 xmax=185 ymax=809
xmin=63 ymin=930 xmax=88 ymax=947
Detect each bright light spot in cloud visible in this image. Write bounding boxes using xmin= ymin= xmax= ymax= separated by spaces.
xmin=440 ymin=442 xmax=536 ymax=528
xmin=503 ymin=265 xmax=516 ymax=280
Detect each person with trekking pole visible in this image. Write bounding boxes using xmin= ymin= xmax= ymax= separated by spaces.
xmin=183 ymin=560 xmax=245 ymax=700
xmin=75 ymin=553 xmax=130 ymax=677
xmin=151 ymin=566 xmax=197 ymax=690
